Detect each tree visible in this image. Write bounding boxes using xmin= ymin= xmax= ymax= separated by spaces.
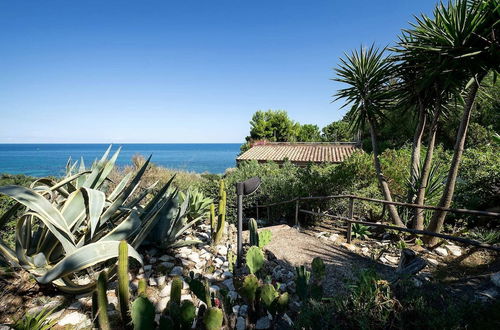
xmin=334 ymin=45 xmax=404 ymax=227
xmin=297 ymin=124 xmax=322 ymax=142
xmin=246 ymin=110 xmax=300 ymax=142
xmin=321 ymin=120 xmax=353 ymax=142
xmin=408 ymin=0 xmax=499 ymax=244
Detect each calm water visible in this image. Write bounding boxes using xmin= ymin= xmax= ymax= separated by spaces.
xmin=0 ymin=144 xmax=241 ymax=177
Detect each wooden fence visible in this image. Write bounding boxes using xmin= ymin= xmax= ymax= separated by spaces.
xmin=256 ymin=195 xmax=500 ymax=252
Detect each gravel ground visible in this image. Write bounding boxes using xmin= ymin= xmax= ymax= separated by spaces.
xmin=251 ymin=224 xmax=394 ymax=297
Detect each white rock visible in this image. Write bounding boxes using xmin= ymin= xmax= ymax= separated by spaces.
xmin=149 ymin=277 xmax=158 ymax=286
xmin=255 ymin=316 xmax=271 ymax=329
xmin=157 ymin=297 xmax=169 ymax=311
xmin=445 ymin=245 xmax=462 ymax=257
xmin=283 ymin=313 xmax=293 ymax=326
xmin=217 ymin=245 xmax=228 ymax=255
xmin=341 ymin=242 xmax=356 ymax=252
xmin=236 ymin=316 xmax=246 ymax=330
xmin=491 ymin=272 xmax=500 ymax=288
xmin=434 ymin=247 xmax=448 ymax=257
xmin=144 ymin=264 xmax=153 ymax=271
xmin=222 ymin=278 xmax=235 ymax=291
xmin=58 ymin=312 xmax=91 ymax=329
xmin=68 ymin=301 xmax=83 ymax=310
xmin=214 ymin=257 xmax=224 ymax=265
xmin=210 ymin=285 xmax=221 ymax=293
xmin=427 ymin=258 xmax=439 ymax=267
xmin=385 ymin=255 xmax=399 ymax=264
xmin=170 ymin=266 xmax=184 ymax=276
xmin=222 ymin=271 xmax=233 ymax=279
xmin=180 ymin=294 xmax=192 ymax=301
xmin=188 ymin=252 xmax=201 ymax=263
xmin=157 ymin=276 xmax=166 ymax=287
xmin=160 ymin=283 xmax=171 ymax=297
xmin=228 ymin=290 xmax=239 ymax=302
xmin=239 ymin=305 xmax=248 ymax=316
xmin=328 ymin=234 xmax=339 ymax=242
xmin=160 ymin=261 xmax=175 ymax=269
xmin=159 ymin=255 xmax=175 ymax=262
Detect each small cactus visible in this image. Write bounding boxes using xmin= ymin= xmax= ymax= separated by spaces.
xmin=203 ymin=307 xmax=223 ymax=330
xmin=213 ymin=180 xmax=226 ymax=244
xmin=131 ymin=296 xmax=155 ymax=330
xmin=295 ymin=265 xmax=311 ymax=300
xmin=237 ymin=274 xmax=259 ymax=305
xmin=137 ymin=278 xmax=147 ymax=296
xmin=96 ymin=271 xmax=110 ymax=330
xmin=311 ymin=257 xmax=325 ymax=281
xmin=179 ymin=300 xmax=196 ymax=328
xmin=258 ymin=229 xmax=272 ymax=249
xmin=171 ymin=277 xmax=183 ymax=306
xmin=270 ymin=292 xmax=289 ymax=314
xmin=249 ymin=218 xmax=259 ymax=247
xmin=209 ymin=203 xmax=216 ymax=237
xmin=188 ymin=278 xmax=211 ymax=306
xmin=246 ymin=246 xmax=264 ymax=274
xmin=118 ymin=240 xmax=130 ymax=324
xmin=260 ymin=283 xmax=279 ymax=308
xmin=227 ymin=250 xmax=236 ymax=273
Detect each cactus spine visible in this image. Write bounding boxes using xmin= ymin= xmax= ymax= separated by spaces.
xmin=249 ymin=218 xmax=259 ymax=247
xmin=203 ymin=307 xmax=223 ymax=330
xmin=96 ymin=271 xmax=111 ymax=330
xmin=171 ymin=276 xmax=183 ymax=306
xmin=137 ymin=278 xmax=147 ymax=296
xmin=213 ymin=180 xmax=226 ymax=244
xmin=118 ymin=240 xmax=130 ymax=324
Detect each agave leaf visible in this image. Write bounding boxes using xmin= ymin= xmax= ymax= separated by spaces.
xmin=167 ymin=240 xmax=202 ymax=249
xmin=61 ymin=190 xmax=86 ymax=229
xmin=76 ymin=157 xmax=87 ymax=188
xmin=100 ymin=155 xmax=151 ymax=225
xmin=140 ymin=175 xmax=175 ymax=220
xmin=36 ymin=240 xmax=142 ymax=284
xmin=108 ymin=172 xmax=132 ymax=201
xmin=0 ymin=239 xmax=19 ymax=267
xmin=94 ymin=147 xmax=121 ymax=189
xmin=82 ymin=188 xmax=106 ymax=238
xmin=100 ymin=210 xmax=141 ymax=242
xmin=0 ymin=186 xmax=75 ymax=246
xmin=82 ymin=145 xmax=113 ymax=188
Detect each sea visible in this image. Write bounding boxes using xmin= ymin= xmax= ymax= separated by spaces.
xmin=0 ymin=144 xmax=241 ymax=177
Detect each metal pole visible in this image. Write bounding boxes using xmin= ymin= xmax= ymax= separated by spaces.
xmin=237 ymin=194 xmax=243 ymax=267
xmin=256 ymin=205 xmax=259 ymax=220
xmin=346 ymin=197 xmax=354 ymax=243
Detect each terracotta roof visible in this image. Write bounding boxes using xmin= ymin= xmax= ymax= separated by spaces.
xmin=237 ymin=143 xmax=361 ymax=164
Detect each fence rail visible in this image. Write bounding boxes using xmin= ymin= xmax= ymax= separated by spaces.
xmin=255 ymin=195 xmax=500 ymax=252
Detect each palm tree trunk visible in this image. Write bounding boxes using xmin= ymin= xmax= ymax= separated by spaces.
xmin=425 ymin=74 xmax=485 ymax=245
xmin=368 ymin=119 xmax=404 ymax=227
xmin=407 ymin=99 xmax=427 ymax=205
xmin=413 ymin=108 xmax=440 ymax=230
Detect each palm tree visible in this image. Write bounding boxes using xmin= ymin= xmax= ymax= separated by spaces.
xmin=407 ymin=0 xmax=499 ymax=243
xmin=334 ymin=45 xmax=404 ymax=227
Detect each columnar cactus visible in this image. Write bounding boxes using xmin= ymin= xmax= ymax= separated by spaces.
xmin=118 ymin=240 xmax=130 ymax=324
xmin=96 ymin=271 xmax=111 ymax=330
xmin=249 ymin=218 xmax=259 ymax=247
xmin=209 ymin=203 xmax=216 ymax=237
xmin=137 ymin=278 xmax=147 ymax=296
xmin=295 ymin=265 xmax=311 ymax=301
xmin=213 ymin=180 xmax=226 ymax=244
xmin=171 ymin=276 xmax=183 ymax=306
xmin=203 ymin=307 xmax=223 ymax=330
xmin=131 ymin=296 xmax=155 ymax=330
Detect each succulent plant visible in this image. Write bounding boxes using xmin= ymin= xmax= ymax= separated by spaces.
xmin=131 ymin=295 xmax=155 ymax=330
xmin=295 ymin=265 xmax=311 ymax=300
xmin=179 ymin=300 xmax=197 ymax=328
xmin=188 ymin=277 xmax=211 ymax=306
xmin=227 ymin=250 xmax=237 ymax=273
xmin=179 ymin=188 xmax=213 ymax=222
xmin=170 ymin=276 xmax=183 ymax=306
xmin=311 ymin=257 xmax=325 ymax=281
xmin=118 ymin=240 xmax=131 ymax=324
xmin=203 ymin=307 xmax=223 ymax=330
xmin=209 ymin=203 xmax=216 ymax=237
xmin=96 ymin=271 xmax=110 ymax=330
xmin=249 ymin=218 xmax=259 ymax=246
xmin=212 ymin=180 xmax=226 ymax=244
xmin=352 ymin=223 xmax=372 ymax=240
xmin=237 ymin=274 xmax=259 ymax=305
xmin=0 ymin=146 xmax=184 ymax=293
xmin=260 ymin=283 xmax=279 ymax=308
xmin=258 ymin=229 xmax=272 ymax=249
xmin=270 ymin=291 xmax=289 ymax=314
xmin=137 ymin=278 xmax=147 ymax=296
xmin=246 ymin=246 xmax=264 ymax=274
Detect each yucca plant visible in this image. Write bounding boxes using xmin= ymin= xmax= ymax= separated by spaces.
xmin=0 ymin=146 xmax=180 ymax=293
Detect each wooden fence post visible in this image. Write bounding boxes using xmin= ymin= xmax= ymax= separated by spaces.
xmin=346 ymin=197 xmax=354 ymax=243
xmin=256 ymin=205 xmax=259 ymax=220
xmin=295 ymin=199 xmax=299 ymax=227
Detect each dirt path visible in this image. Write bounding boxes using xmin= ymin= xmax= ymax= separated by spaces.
xmin=252 ymin=225 xmax=394 ymax=296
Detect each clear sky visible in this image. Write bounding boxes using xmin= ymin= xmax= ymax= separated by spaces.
xmin=0 ymin=0 xmax=437 ymax=143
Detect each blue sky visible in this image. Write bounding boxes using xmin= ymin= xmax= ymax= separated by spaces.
xmin=0 ymin=0 xmax=436 ymax=143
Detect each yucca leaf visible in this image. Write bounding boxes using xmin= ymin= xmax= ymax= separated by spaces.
xmin=36 ymin=240 xmax=142 ymax=284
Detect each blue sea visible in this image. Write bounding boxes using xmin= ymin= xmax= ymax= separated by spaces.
xmin=0 ymin=144 xmax=241 ymax=177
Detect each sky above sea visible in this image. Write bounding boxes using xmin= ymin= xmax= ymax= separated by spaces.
xmin=0 ymin=0 xmax=437 ymax=143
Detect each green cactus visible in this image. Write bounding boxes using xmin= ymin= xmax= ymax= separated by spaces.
xmin=131 ymin=296 xmax=155 ymax=330
xmin=96 ymin=271 xmax=110 ymax=330
xmin=137 ymin=278 xmax=147 ymax=296
xmin=249 ymin=218 xmax=259 ymax=247
xmin=237 ymin=274 xmax=259 ymax=305
xmin=311 ymin=257 xmax=325 ymax=281
xmin=258 ymin=229 xmax=272 ymax=249
xmin=260 ymin=283 xmax=279 ymax=308
xmin=179 ymin=300 xmax=196 ymax=328
xmin=227 ymin=250 xmax=236 ymax=273
xmin=214 ymin=180 xmax=226 ymax=244
xmin=118 ymin=240 xmax=130 ymax=324
xmin=171 ymin=277 xmax=183 ymax=306
xmin=270 ymin=292 xmax=289 ymax=315
xmin=188 ymin=278 xmax=211 ymax=306
xmin=91 ymin=291 xmax=99 ymax=329
xmin=246 ymin=246 xmax=264 ymax=274
xmin=203 ymin=307 xmax=223 ymax=330
xmin=209 ymin=203 xmax=216 ymax=237
xmin=295 ymin=265 xmax=311 ymax=300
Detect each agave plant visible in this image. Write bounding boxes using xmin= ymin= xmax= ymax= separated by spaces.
xmin=178 ymin=188 xmax=212 ymax=222
xmin=0 ymin=146 xmax=180 ymax=293
xmin=352 ymin=223 xmax=371 ymax=240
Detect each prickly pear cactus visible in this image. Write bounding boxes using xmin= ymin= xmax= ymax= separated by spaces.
xmin=311 ymin=257 xmax=325 ymax=281
xmin=295 ymin=265 xmax=311 ymax=300
xmin=249 ymin=218 xmax=259 ymax=247
xmin=171 ymin=276 xmax=183 ymax=306
xmin=270 ymin=292 xmax=289 ymax=314
xmin=188 ymin=278 xmax=210 ymax=306
xmin=258 ymin=229 xmax=272 ymax=249
xmin=227 ymin=250 xmax=237 ymax=273
xmin=260 ymin=283 xmax=279 ymax=308
xmin=179 ymin=300 xmax=196 ymax=328
xmin=237 ymin=274 xmax=259 ymax=305
xmin=131 ymin=296 xmax=155 ymax=330
xmin=203 ymin=307 xmax=223 ymax=330
xmin=246 ymin=246 xmax=264 ymax=274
